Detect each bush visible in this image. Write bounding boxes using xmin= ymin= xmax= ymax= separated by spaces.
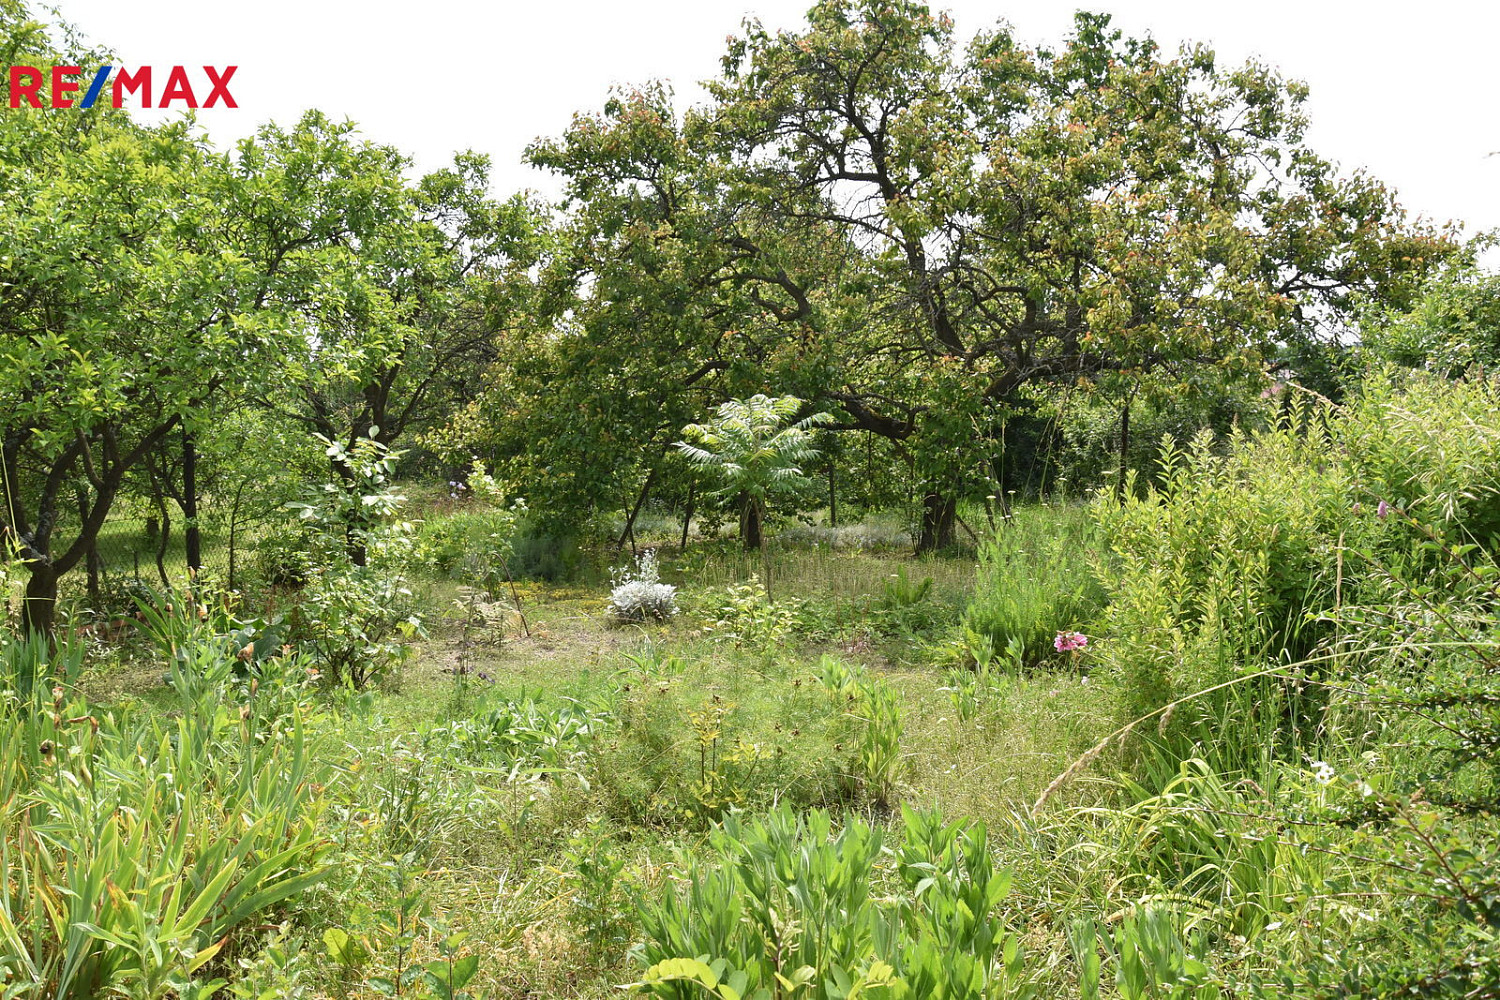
xmin=412 ymin=487 xmax=548 ymax=586
xmin=874 ymin=568 xmax=958 ymax=640
xmin=277 ymin=437 xmax=425 ymax=689
xmin=1091 ymin=421 xmax=1348 ymax=757
xmin=1340 ymin=370 xmax=1500 ymax=554
xmin=503 ymin=520 xmax=578 ymax=581
xmin=425 ymin=694 xmax=610 ymax=784
xmin=699 ymin=579 xmax=809 ymax=649
xmin=595 ymin=654 xmax=883 ymax=827
xmin=289 ymin=560 xmax=423 ymax=689
xmin=609 ymin=550 xmax=679 ymax=623
xmin=413 ymin=509 xmax=507 ymax=576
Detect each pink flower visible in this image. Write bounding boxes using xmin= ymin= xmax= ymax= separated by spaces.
xmin=1055 ymin=630 xmax=1089 ymax=653
xmin=1377 ymin=499 xmax=1391 ymax=520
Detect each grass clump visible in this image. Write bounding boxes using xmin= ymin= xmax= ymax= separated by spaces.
xmin=961 ymin=503 xmax=1106 ymax=670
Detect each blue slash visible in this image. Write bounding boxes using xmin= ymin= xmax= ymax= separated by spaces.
xmin=81 ymin=66 xmax=112 ymax=108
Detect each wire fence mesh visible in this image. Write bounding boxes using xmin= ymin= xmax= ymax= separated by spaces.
xmin=3 ymin=504 xmax=284 ymax=625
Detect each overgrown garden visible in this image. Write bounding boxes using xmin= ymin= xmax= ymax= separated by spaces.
xmin=3 ymin=0 xmax=1499 ymax=996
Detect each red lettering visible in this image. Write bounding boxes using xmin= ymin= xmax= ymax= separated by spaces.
xmin=50 ymin=66 xmax=80 ymax=108
xmin=158 ymin=66 xmax=196 ymax=108
xmin=202 ymin=65 xmax=236 ymax=108
xmin=112 ymin=66 xmax=151 ymax=107
xmin=8 ymin=65 xmax=42 ymax=108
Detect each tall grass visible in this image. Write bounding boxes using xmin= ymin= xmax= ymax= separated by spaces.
xmin=962 ymin=503 xmax=1106 ymax=669
xmin=0 ymin=633 xmax=331 ymax=999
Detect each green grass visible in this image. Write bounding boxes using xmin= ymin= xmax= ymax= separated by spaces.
xmin=23 ymin=497 xmax=1500 ymax=998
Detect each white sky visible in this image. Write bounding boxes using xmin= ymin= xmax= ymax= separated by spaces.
xmin=45 ymin=0 xmax=1500 ymax=250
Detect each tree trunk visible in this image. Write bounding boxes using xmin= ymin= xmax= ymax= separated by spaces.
xmin=617 ymin=462 xmax=660 ymax=553
xmin=916 ymin=492 xmax=956 ymax=553
xmin=228 ymin=478 xmax=247 ymax=590
xmin=739 ymin=493 xmax=763 ymax=550
xmin=154 ymin=501 xmax=172 ymax=588
xmin=1116 ymin=392 xmax=1133 ymax=503
xmin=680 ymin=480 xmax=696 ymax=550
xmin=76 ymin=487 xmax=101 ymax=609
xmin=331 ymin=460 xmax=368 ymax=568
xmin=86 ymin=545 xmax=103 ymax=608
xmin=182 ymin=429 xmax=201 ymax=573
xmin=22 ymin=563 xmax=58 ymax=637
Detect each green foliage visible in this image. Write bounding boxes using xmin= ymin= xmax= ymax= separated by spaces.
xmin=131 ymin=577 xmax=293 ymax=684
xmin=424 ymin=693 xmax=609 ymax=784
xmin=678 ymin=394 xmax=835 ymax=555
xmin=321 ymin=863 xmax=455 ymax=1000
xmin=963 ymin=506 xmax=1105 ymax=670
xmin=873 ymin=569 xmax=956 ymax=640
xmin=939 ymin=635 xmax=1023 ymax=724
xmin=1093 ymin=421 xmax=1346 ymax=737
xmin=630 ymin=805 xmax=1031 ymax=999
xmin=596 ymin=655 xmax=870 ymax=827
xmin=1072 ymin=908 xmax=1223 ymax=1000
xmin=555 ymin=817 xmax=636 ymax=954
xmin=282 ymin=436 xmax=425 ymax=688
xmin=0 ymin=95 xmax=422 ymax=633
xmin=414 ymin=509 xmax=519 ymax=580
xmin=838 ymin=663 xmax=905 ymax=809
xmin=0 ymin=635 xmax=330 ymax=998
xmin=800 ymin=657 xmax=905 ymax=807
xmin=1361 ymin=260 xmax=1500 ymax=375
xmin=413 ymin=460 xmax=536 ymax=586
xmin=700 ymin=578 xmax=810 ymax=649
xmin=0 ymin=629 xmax=83 ymax=704
xmin=677 ymin=396 xmax=833 ymax=504
xmin=1339 ymin=370 xmax=1500 ymax=551
xmin=507 ymin=0 xmax=1452 ymax=547
xmin=1330 ymin=494 xmax=1500 ymax=811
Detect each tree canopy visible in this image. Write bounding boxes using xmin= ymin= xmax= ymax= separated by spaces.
xmin=473 ymin=0 xmax=1453 ymax=547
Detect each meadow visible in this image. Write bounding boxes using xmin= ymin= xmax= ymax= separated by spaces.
xmin=4 ymin=374 xmax=1498 ymax=1000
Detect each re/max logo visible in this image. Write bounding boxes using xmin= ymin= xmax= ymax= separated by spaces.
xmin=6 ymin=66 xmax=238 ymax=109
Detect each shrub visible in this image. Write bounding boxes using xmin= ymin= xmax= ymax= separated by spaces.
xmin=1339 ymin=370 xmax=1500 ymax=554
xmin=609 ymin=550 xmax=679 ymax=623
xmin=413 ymin=510 xmax=506 ymax=576
xmin=594 ymin=657 xmax=864 ymax=827
xmin=413 ymin=471 xmax=543 ymax=586
xmin=503 ymin=517 xmax=579 ymax=581
xmin=874 ymin=568 xmax=958 ymax=640
xmin=425 ymin=694 xmax=610 ymax=784
xmin=813 ymin=656 xmax=904 ymax=807
xmin=1091 ymin=421 xmax=1348 ymax=739
xmin=1360 ymin=263 xmax=1500 ymax=376
xmin=132 ymin=578 xmax=291 ymax=684
xmin=290 ymin=559 xmax=423 ymax=689
xmin=277 ymin=437 xmax=425 ymax=689
xmin=699 ymin=579 xmax=806 ymax=649
xmin=254 ymin=520 xmax=324 ymax=588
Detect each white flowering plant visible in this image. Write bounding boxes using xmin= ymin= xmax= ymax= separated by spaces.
xmin=607 ymin=549 xmax=678 ymax=623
